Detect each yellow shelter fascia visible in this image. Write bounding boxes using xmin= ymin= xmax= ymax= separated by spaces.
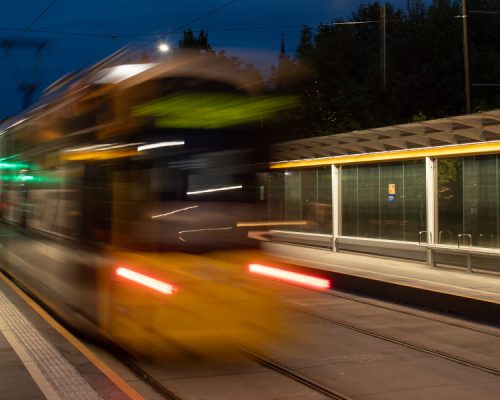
xmin=270 ymin=140 xmax=500 ymax=169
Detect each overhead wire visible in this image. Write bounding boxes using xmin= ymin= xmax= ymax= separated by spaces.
xmin=0 ymin=0 xmax=58 ymax=74
xmin=0 ymin=26 xmax=115 ymax=38
xmin=16 ymin=0 xmax=58 ymax=42
xmin=0 ymin=0 xmax=242 ymax=42
xmin=0 ymin=20 xmax=383 ymax=40
xmin=0 ymin=0 xmax=241 ymax=116
xmin=167 ymin=0 xmax=240 ymax=36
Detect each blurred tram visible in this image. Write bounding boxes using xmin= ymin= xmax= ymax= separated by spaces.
xmin=0 ymin=48 xmax=292 ymax=357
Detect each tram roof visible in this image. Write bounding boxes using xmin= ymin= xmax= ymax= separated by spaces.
xmin=271 ymin=109 xmax=500 ymax=167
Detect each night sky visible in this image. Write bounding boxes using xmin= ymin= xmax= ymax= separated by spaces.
xmin=0 ymin=0 xmax=406 ymax=119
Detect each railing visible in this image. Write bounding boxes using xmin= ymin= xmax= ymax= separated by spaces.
xmin=420 ymin=233 xmax=500 ymax=272
xmin=418 ymin=231 xmax=430 ymax=244
xmin=458 ymin=233 xmax=472 ymax=248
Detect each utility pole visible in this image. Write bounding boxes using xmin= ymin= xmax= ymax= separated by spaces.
xmin=461 ymin=0 xmax=472 ymax=114
xmin=380 ymin=2 xmax=387 ymax=91
xmin=0 ymin=38 xmax=48 ymax=110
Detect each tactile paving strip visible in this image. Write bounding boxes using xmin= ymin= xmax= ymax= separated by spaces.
xmin=0 ymin=290 xmax=102 ymax=400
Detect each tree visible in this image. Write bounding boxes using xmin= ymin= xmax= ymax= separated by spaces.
xmin=267 ymin=0 xmax=500 ymax=142
xmin=178 ymin=28 xmax=212 ymax=51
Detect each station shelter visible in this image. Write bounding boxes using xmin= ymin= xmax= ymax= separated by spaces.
xmin=267 ymin=109 xmax=500 ymax=274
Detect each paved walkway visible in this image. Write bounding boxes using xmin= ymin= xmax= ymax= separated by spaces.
xmin=0 ymin=273 xmax=138 ymax=400
xmin=263 ymin=242 xmax=500 ymax=323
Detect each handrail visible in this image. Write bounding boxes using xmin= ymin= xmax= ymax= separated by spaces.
xmin=458 ymin=233 xmax=472 ymax=248
xmin=418 ymin=231 xmax=432 ymax=245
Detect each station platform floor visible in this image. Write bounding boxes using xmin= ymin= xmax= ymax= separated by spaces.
xmin=0 ymin=272 xmax=141 ymax=400
xmin=263 ymin=242 xmax=500 ymax=325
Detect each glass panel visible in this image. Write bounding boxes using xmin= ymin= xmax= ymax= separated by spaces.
xmin=403 ymin=160 xmax=426 ymax=242
xmin=498 ymin=156 xmax=500 ymax=248
xmin=379 ymin=163 xmax=404 ymax=240
xmin=284 ymin=170 xmax=302 ymax=221
xmin=357 ymin=164 xmax=380 ymax=238
xmin=341 ymin=166 xmax=358 ymax=236
xmin=301 ymin=168 xmax=318 ymax=233
xmin=267 ymin=171 xmax=284 ymax=222
xmin=317 ymin=167 xmax=332 ymax=234
xmin=463 ymin=156 xmax=498 ymax=247
xmin=437 ymin=158 xmax=463 ymax=244
xmin=268 ymin=167 xmax=332 ymax=234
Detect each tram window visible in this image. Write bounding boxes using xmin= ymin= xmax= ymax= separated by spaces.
xmin=83 ymin=164 xmax=111 ymax=244
xmin=151 ymin=166 xmax=185 ymax=201
xmin=2 ymin=186 xmax=25 ymax=225
xmin=187 ymin=173 xmax=257 ymax=202
xmin=0 ymin=162 xmax=84 ymax=239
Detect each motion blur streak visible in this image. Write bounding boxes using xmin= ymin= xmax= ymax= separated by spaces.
xmin=151 ymin=205 xmax=199 ymax=219
xmin=116 ymin=267 xmax=175 ymax=295
xmin=93 ymin=63 xmax=158 ymax=84
xmin=187 ymin=185 xmax=242 ymax=195
xmin=137 ymin=141 xmax=185 ymax=151
xmin=133 ymin=93 xmax=298 ymax=129
xmin=248 ymin=264 xmax=330 ymax=290
xmin=178 ymin=227 xmax=233 ymax=242
xmin=236 ymin=220 xmax=307 ymax=227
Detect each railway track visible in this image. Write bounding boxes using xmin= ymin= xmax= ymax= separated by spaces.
xmin=321 ymin=288 xmax=500 ymax=339
xmin=123 ymin=347 xmax=355 ymax=400
xmin=288 ymin=304 xmax=500 ymax=378
xmin=4 ymin=269 xmax=353 ymax=400
xmin=9 ymin=266 xmax=500 ymax=399
xmin=243 ymin=350 xmax=354 ymax=400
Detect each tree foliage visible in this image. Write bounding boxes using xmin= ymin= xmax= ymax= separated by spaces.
xmin=269 ymin=0 xmax=500 ymax=141
xmin=179 ymin=28 xmax=212 ymax=51
xmin=176 ymin=28 xmax=264 ymax=86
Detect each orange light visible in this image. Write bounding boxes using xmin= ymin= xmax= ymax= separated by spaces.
xmin=116 ymin=267 xmax=175 ymax=295
xmin=248 ymin=264 xmax=330 ymax=290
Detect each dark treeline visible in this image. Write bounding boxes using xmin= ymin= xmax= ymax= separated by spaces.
xmin=268 ymin=0 xmax=500 ymax=141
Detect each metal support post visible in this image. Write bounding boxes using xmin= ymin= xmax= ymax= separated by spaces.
xmin=425 ymin=157 xmax=437 ymax=266
xmin=332 ymin=164 xmax=340 ymax=252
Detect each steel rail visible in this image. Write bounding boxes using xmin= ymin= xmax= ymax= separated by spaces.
xmin=318 ymin=288 xmax=500 ymax=339
xmin=289 ymin=305 xmax=500 ymax=378
xmin=242 ymin=350 xmax=354 ymax=400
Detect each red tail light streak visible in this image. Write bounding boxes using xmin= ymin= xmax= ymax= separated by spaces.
xmin=116 ymin=267 xmax=176 ymax=295
xmin=248 ymin=264 xmax=330 ymax=290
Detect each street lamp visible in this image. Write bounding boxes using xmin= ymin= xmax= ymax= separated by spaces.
xmin=158 ymin=43 xmax=169 ymax=53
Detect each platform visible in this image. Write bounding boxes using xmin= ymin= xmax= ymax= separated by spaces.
xmin=0 ymin=273 xmax=140 ymax=400
xmin=264 ymin=242 xmax=500 ymax=325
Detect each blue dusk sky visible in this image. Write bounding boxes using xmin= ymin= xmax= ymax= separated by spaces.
xmin=0 ymin=0 xmax=407 ymax=118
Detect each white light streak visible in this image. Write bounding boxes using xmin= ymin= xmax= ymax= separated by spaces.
xmin=137 ymin=141 xmax=185 ymax=151
xmin=187 ymin=185 xmax=242 ymax=196
xmin=65 ymin=143 xmax=118 ymax=152
xmin=151 ymin=205 xmax=199 ymax=219
xmin=0 ymin=118 xmax=28 ymax=135
xmin=9 ymin=118 xmax=28 ymax=129
xmin=93 ymin=63 xmax=158 ymax=84
xmin=236 ymin=220 xmax=307 ymax=227
xmin=116 ymin=267 xmax=175 ymax=295
xmin=65 ymin=142 xmax=145 ymax=153
xmin=178 ymin=227 xmax=233 ymax=242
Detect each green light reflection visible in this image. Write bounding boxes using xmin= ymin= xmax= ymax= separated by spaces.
xmin=133 ymin=93 xmax=299 ymax=129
